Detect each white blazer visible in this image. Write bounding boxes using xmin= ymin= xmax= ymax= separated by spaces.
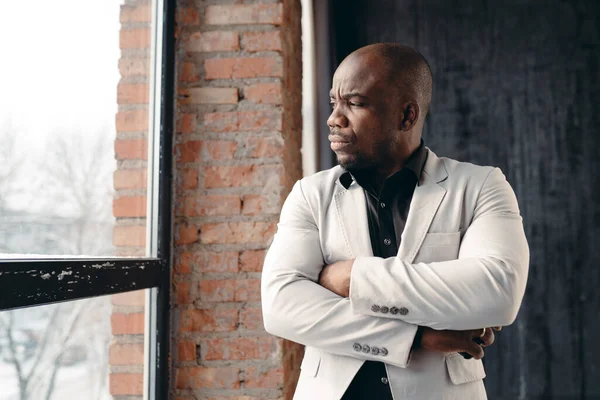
xmin=261 ymin=149 xmax=529 ymax=400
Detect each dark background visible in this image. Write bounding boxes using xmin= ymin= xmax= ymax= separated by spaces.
xmin=315 ymin=0 xmax=600 ymax=398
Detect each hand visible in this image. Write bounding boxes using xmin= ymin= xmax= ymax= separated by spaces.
xmin=318 ymin=259 xmax=354 ymax=297
xmin=418 ymin=326 xmax=497 ymax=360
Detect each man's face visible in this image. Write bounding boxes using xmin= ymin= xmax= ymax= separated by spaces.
xmin=327 ymin=56 xmax=399 ymax=172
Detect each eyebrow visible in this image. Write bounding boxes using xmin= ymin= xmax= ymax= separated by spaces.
xmin=329 ymin=91 xmax=369 ymax=100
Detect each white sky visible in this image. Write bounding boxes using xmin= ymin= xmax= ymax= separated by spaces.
xmin=0 ymin=0 xmax=122 ymax=143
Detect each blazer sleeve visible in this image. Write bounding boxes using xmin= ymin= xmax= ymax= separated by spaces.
xmin=261 ymin=180 xmax=419 ymax=368
xmin=349 ymin=168 xmax=530 ymax=330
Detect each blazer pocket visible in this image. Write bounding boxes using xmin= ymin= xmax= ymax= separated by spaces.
xmin=300 ymin=347 xmax=321 ymax=377
xmin=416 ymin=232 xmax=461 ymax=262
xmin=445 ymin=353 xmax=486 ymax=384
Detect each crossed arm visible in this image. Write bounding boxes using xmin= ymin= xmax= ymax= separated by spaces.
xmin=261 ymin=168 xmax=529 ymax=366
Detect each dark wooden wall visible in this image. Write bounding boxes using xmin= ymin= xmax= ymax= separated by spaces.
xmin=324 ymin=0 xmax=600 ymax=398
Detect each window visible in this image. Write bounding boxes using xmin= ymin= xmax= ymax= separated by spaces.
xmin=0 ymin=0 xmax=174 ymax=399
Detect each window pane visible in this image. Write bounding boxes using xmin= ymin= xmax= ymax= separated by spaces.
xmin=0 ymin=290 xmax=147 ymax=400
xmin=0 ymin=0 xmax=156 ymax=258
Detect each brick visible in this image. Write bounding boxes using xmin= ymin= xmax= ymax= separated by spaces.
xmin=120 ymin=4 xmax=151 ymax=23
xmin=234 ymin=279 xmax=261 ymax=302
xmin=205 ymin=4 xmax=283 ymax=25
xmin=179 ymin=168 xmax=198 ymax=190
xmin=118 ymin=83 xmax=149 ymax=104
xmin=177 ymin=113 xmax=197 ymax=134
xmin=240 ymin=307 xmax=263 ymax=330
xmin=186 ymin=31 xmax=239 ymax=52
xmin=113 ymin=196 xmax=146 ymax=217
xmin=119 ymin=57 xmax=149 ymax=77
xmin=175 ymin=366 xmax=241 ymax=389
xmin=120 ymin=28 xmax=151 ymax=49
xmin=175 ymin=140 xmax=202 ymax=163
xmin=176 ymin=251 xmax=239 ymax=274
xmin=245 ymin=82 xmax=282 ymax=104
xmin=242 ymin=194 xmax=279 ymax=216
xmin=176 ymin=195 xmax=241 ymax=217
xmin=199 ymin=280 xmax=235 ymax=302
xmin=199 ymin=222 xmax=276 ymax=245
xmin=204 ymin=140 xmax=238 ymax=160
xmin=202 ymin=337 xmax=278 ymax=361
xmin=179 ymin=88 xmax=238 ymax=104
xmin=112 ymin=290 xmax=146 ymax=307
xmin=177 ymin=7 xmax=199 ymax=26
xmin=205 ymin=57 xmax=282 ymax=79
xmin=114 ymin=169 xmax=147 ymax=189
xmin=203 ymin=111 xmax=282 ymax=132
xmin=176 ymin=281 xmax=193 ymax=305
xmin=244 ymin=136 xmax=284 ymax=158
xmin=116 ymin=109 xmax=148 ymax=132
xmin=245 ymin=366 xmax=284 ymax=389
xmin=113 ymin=225 xmax=146 ymax=247
xmin=115 ymin=139 xmax=148 ymax=160
xmin=179 ymin=309 xmax=237 ymax=332
xmin=242 ymin=31 xmax=282 ymax=52
xmin=180 ymin=62 xmax=199 ymax=83
xmin=110 ymin=373 xmax=144 ymax=395
xmin=109 ymin=343 xmax=144 ymax=365
xmin=176 ymin=224 xmax=199 ymax=245
xmin=204 ymin=164 xmax=283 ymax=188
xmin=111 ymin=312 xmax=145 ymax=335
xmin=178 ymin=340 xmax=197 ymax=362
xmin=240 ymin=250 xmax=266 ymax=272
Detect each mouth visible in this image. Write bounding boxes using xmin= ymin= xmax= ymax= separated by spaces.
xmin=330 ymin=141 xmax=351 ymax=151
xmin=329 ymin=134 xmax=352 ymax=152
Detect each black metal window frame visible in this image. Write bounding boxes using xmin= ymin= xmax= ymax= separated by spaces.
xmin=0 ymin=1 xmax=175 ymax=399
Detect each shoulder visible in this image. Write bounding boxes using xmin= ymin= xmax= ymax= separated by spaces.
xmin=297 ymin=165 xmax=345 ymax=194
xmin=439 ymin=155 xmax=497 ymax=185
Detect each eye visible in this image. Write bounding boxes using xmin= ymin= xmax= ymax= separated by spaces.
xmin=329 ymin=101 xmax=336 ymax=110
xmin=349 ymin=101 xmax=364 ymax=107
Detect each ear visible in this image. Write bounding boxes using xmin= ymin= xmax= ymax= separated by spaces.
xmin=399 ymin=102 xmax=420 ymax=131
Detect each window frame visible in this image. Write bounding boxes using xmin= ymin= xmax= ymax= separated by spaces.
xmin=0 ymin=0 xmax=175 ymax=398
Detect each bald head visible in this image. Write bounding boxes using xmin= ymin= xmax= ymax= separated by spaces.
xmin=342 ymin=43 xmax=433 ymax=116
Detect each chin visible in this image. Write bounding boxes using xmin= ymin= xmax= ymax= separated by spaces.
xmin=337 ymin=154 xmax=368 ymax=172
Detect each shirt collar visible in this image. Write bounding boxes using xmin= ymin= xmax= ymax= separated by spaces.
xmin=339 ymin=140 xmax=427 ymax=190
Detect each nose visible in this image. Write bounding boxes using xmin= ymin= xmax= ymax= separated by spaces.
xmin=327 ymin=105 xmax=348 ymax=129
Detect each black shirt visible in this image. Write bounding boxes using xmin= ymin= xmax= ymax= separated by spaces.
xmin=339 ymin=143 xmax=428 ymax=400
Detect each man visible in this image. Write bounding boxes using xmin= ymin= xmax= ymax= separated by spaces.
xmin=261 ymin=43 xmax=529 ymax=399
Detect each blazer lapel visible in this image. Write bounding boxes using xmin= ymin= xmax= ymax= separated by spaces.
xmin=333 ymin=181 xmax=374 ymax=258
xmin=397 ymin=149 xmax=448 ymax=263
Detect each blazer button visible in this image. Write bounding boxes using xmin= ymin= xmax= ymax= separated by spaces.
xmin=399 ymin=307 xmax=409 ymax=315
xmin=380 ymin=306 xmax=389 ymax=314
xmin=390 ymin=307 xmax=399 ymax=315
xmin=380 ymin=347 xmax=388 ymax=356
xmin=353 ymin=343 xmax=362 ymax=352
xmin=371 ymin=304 xmax=381 ymax=312
xmin=371 ymin=347 xmax=380 ymax=355
xmin=362 ymin=345 xmax=371 ymax=353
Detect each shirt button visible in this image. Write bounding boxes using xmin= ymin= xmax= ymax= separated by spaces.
xmin=381 ymin=377 xmax=389 ymax=385
xmin=380 ymin=202 xmax=386 ymax=208
xmin=383 ymin=238 xmax=392 ymax=246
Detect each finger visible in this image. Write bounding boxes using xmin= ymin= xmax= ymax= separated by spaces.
xmin=480 ymin=328 xmax=495 ymax=347
xmin=465 ymin=341 xmax=484 ymax=360
xmin=492 ymin=326 xmax=502 ymax=331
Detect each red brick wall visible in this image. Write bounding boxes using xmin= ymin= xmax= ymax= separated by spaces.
xmin=111 ymin=0 xmax=151 ymax=398
xmin=173 ymin=1 xmax=303 ymax=399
